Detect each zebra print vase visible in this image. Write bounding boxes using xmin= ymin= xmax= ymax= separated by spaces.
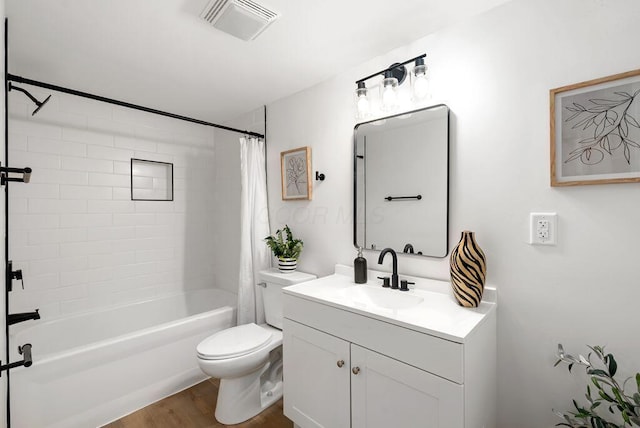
xmin=450 ymin=231 xmax=486 ymax=308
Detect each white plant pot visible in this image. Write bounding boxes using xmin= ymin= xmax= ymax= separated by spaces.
xmin=278 ymin=258 xmax=297 ymax=273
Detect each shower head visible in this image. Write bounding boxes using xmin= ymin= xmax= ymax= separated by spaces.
xmin=8 ymin=82 xmax=52 ymax=115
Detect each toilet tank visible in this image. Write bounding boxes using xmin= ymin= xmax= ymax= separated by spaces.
xmin=258 ymin=269 xmax=316 ymax=329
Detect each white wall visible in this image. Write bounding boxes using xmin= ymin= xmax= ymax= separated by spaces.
xmin=6 ymin=86 xmax=225 ymax=318
xmin=266 ymin=0 xmax=640 ymax=426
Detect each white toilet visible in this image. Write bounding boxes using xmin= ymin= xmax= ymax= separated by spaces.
xmin=196 ymin=269 xmax=316 ymax=425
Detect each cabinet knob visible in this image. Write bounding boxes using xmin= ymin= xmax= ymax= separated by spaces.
xmin=352 ymin=366 xmax=360 ymax=375
xmin=337 ymin=360 xmax=345 ymax=368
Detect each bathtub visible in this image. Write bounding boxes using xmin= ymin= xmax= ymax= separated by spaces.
xmin=9 ymin=288 xmax=237 ymax=428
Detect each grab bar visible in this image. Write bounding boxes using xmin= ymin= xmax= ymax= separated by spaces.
xmin=0 ymin=343 xmax=34 ymax=375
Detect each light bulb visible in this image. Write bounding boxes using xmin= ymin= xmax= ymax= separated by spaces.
xmin=355 ymin=82 xmax=370 ymax=119
xmin=380 ymin=72 xmax=399 ymax=111
xmin=411 ymin=58 xmax=429 ymax=100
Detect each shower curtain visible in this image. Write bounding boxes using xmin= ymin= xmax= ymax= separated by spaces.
xmin=238 ymin=137 xmax=271 ymax=325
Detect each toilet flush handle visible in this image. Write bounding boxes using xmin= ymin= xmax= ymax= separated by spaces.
xmin=257 ymin=282 xmax=267 ymax=288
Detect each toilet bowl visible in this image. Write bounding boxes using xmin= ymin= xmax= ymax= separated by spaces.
xmin=196 ymin=269 xmax=316 ymax=425
xmin=197 ymin=323 xmax=284 ymax=425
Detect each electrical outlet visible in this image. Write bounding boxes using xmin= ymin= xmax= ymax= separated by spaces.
xmin=529 ymin=213 xmax=557 ymax=245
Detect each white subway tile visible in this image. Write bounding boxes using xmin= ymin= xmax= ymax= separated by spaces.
xmin=30 ymin=168 xmax=89 ymax=185
xmin=134 ymin=200 xmax=175 ymax=213
xmin=135 ymin=248 xmax=174 ymax=263
xmin=60 ymin=97 xmax=112 ymax=120
xmin=87 ymin=200 xmax=135 ymax=213
xmin=59 ymin=213 xmax=112 ymax=228
xmin=29 ymin=256 xmax=88 ymax=276
xmin=29 ymin=199 xmax=87 ymax=214
xmin=88 ymin=251 xmax=135 ymax=269
xmin=113 ymin=213 xmax=155 ymax=226
xmin=130 ymin=237 xmax=171 ymax=252
xmin=60 ymin=240 xmax=114 ymax=257
xmin=135 ymin=225 xmax=172 ymax=239
xmin=155 ymin=212 xmax=185 ymax=225
xmin=9 ymin=198 xmax=28 ymax=214
xmin=112 ymin=187 xmax=131 ymax=200
xmin=59 ymin=269 xmax=88 ymax=287
xmin=87 ymin=145 xmax=133 ymax=162
xmin=28 ymin=137 xmax=85 ymax=157
xmin=87 ymin=226 xmax=136 ymax=241
xmin=28 ymin=228 xmax=87 ymax=245
xmin=88 ymin=172 xmax=130 ymax=187
xmin=10 ymin=151 xmax=61 ymax=169
xmin=113 ymin=161 xmax=131 ymax=175
xmin=87 ymin=116 xmax=135 ymax=136
xmin=61 ymin=156 xmax=113 ymax=173
xmin=115 ymin=136 xmax=157 ymax=152
xmin=11 ymin=244 xmax=60 ymax=262
xmin=11 ymin=214 xmax=60 ymax=230
xmin=11 ymin=119 xmax=62 ymax=140
xmin=134 ymin=151 xmax=173 ymax=164
xmin=9 ymin=133 xmax=28 ymax=151
xmin=24 ymin=273 xmax=60 ymax=290
xmin=112 ymin=262 xmax=158 ymax=279
xmin=10 ymin=183 xmax=59 ymax=200
xmin=9 ymin=229 xmax=28 ymax=247
xmin=60 ymin=185 xmax=113 ymax=200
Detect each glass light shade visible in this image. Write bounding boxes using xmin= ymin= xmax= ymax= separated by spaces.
xmin=380 ymin=76 xmax=399 ymax=111
xmin=355 ymin=84 xmax=370 ymax=119
xmin=411 ymin=63 xmax=429 ymax=100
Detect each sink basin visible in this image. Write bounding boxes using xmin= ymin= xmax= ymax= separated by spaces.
xmin=331 ymin=285 xmax=424 ymax=310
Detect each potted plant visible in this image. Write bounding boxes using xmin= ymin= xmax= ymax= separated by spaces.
xmin=554 ymin=344 xmax=640 ymax=427
xmin=265 ymin=225 xmax=304 ymax=273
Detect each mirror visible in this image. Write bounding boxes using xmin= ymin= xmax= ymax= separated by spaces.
xmin=353 ymin=104 xmax=449 ymax=257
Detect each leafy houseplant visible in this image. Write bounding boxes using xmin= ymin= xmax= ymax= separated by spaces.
xmin=265 ymin=225 xmax=303 ymax=272
xmin=554 ymin=344 xmax=640 ymax=427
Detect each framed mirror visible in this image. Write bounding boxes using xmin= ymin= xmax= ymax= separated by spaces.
xmin=353 ymin=104 xmax=449 ymax=257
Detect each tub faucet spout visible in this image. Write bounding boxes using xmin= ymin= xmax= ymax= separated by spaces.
xmin=8 ymin=309 xmax=40 ymax=326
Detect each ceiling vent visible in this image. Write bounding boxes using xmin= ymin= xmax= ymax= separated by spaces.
xmin=200 ymin=0 xmax=279 ymax=41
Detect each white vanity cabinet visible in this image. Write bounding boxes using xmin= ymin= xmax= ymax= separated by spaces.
xmin=284 ymin=319 xmax=464 ymax=428
xmin=282 ymin=267 xmax=497 ymax=428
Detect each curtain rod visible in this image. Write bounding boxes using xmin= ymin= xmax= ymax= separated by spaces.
xmin=7 ymin=74 xmax=265 ymax=139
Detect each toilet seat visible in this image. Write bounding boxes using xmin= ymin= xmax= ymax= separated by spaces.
xmin=197 ymin=323 xmax=273 ymax=360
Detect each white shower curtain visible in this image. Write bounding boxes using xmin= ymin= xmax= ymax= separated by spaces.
xmin=238 ymin=137 xmax=271 ymax=325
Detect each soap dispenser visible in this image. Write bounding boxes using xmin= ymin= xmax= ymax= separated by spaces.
xmin=354 ymin=247 xmax=367 ymax=284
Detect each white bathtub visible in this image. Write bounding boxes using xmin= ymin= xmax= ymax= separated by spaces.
xmin=9 ymin=288 xmax=237 ymax=428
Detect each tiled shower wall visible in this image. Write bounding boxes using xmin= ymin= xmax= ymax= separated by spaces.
xmin=7 ymin=84 xmax=238 ymax=318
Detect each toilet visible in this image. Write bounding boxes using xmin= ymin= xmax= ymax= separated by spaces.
xmin=196 ymin=269 xmax=316 ymax=425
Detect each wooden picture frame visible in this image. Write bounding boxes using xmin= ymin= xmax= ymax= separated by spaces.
xmin=551 ymin=69 xmax=640 ymax=186
xmin=281 ymin=146 xmax=312 ymax=200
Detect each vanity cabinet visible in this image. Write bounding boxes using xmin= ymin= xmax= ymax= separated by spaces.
xmin=282 ymin=268 xmax=497 ymax=428
xmin=283 ymin=319 xmax=463 ymax=428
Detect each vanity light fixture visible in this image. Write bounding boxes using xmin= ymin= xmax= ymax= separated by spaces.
xmin=354 ymin=53 xmax=427 ymax=118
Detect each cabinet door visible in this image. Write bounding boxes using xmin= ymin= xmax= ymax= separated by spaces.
xmin=351 ymin=344 xmax=464 ymax=428
xmin=283 ymin=319 xmax=351 ymax=428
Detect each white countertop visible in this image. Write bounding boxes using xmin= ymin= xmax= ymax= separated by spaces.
xmin=283 ymin=264 xmax=497 ymax=343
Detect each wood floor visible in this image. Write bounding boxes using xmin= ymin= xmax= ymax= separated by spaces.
xmin=103 ymin=378 xmax=293 ymax=428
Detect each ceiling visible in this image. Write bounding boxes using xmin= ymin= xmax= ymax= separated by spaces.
xmin=6 ymin=0 xmax=512 ymax=124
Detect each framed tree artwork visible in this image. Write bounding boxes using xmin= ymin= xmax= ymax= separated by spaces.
xmin=281 ymin=146 xmax=312 ymax=200
xmin=551 ymin=69 xmax=640 ymax=186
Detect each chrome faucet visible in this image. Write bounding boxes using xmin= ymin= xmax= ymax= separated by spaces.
xmin=377 ymin=248 xmax=399 ymax=289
